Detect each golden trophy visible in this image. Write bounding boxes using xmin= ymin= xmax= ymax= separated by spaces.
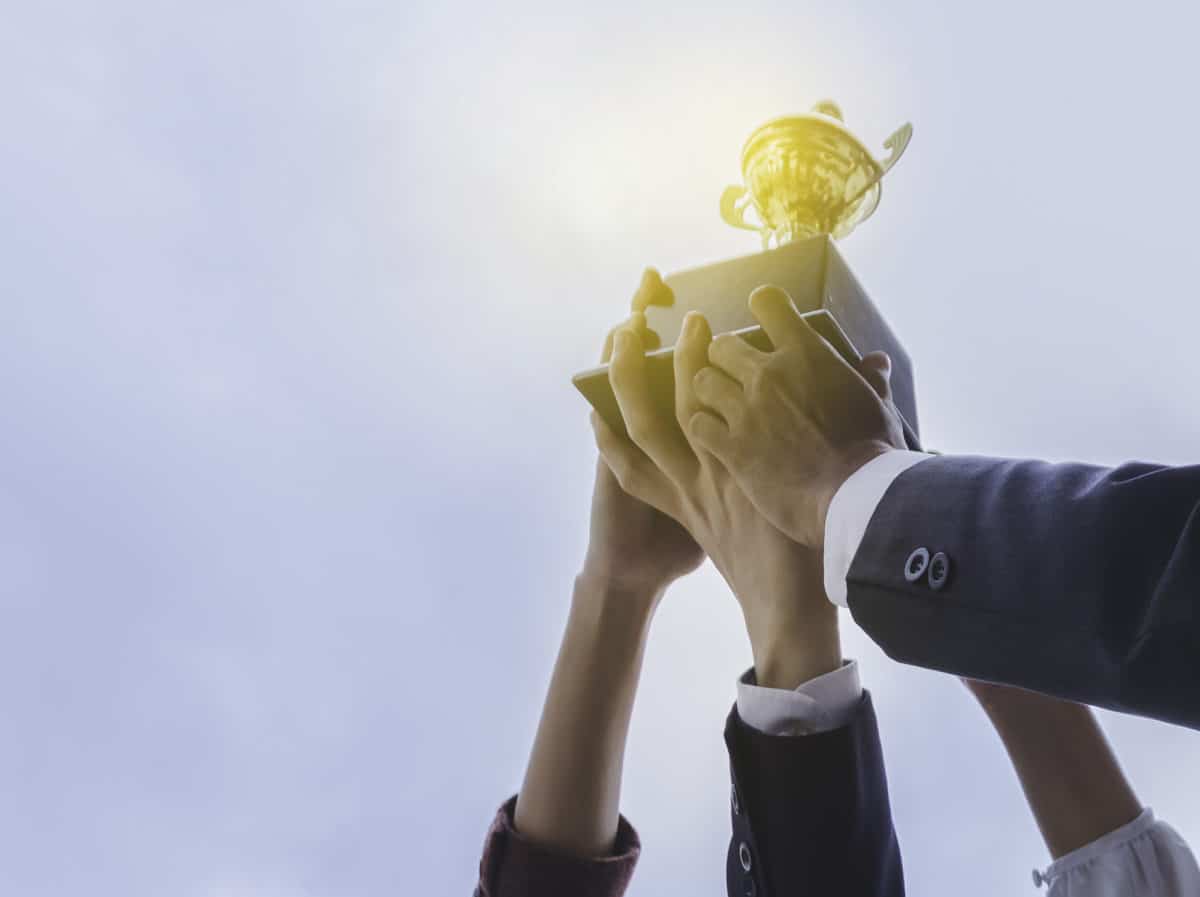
xmin=719 ymin=100 xmax=912 ymax=248
xmin=574 ymin=100 xmax=920 ymax=445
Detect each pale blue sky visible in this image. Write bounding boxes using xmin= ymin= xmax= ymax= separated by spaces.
xmin=2 ymin=1 xmax=1199 ymax=895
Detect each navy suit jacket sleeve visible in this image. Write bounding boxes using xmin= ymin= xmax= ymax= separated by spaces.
xmin=846 ymin=455 xmax=1200 ymax=729
xmin=724 ymin=690 xmax=904 ymax=897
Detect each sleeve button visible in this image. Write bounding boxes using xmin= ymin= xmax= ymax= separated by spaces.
xmin=928 ymin=551 xmax=952 ymax=591
xmin=738 ymin=841 xmax=753 ymax=872
xmin=904 ymin=547 xmax=930 ymax=582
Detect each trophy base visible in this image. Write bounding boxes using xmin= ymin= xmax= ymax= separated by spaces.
xmin=573 ymin=235 xmax=918 ymax=442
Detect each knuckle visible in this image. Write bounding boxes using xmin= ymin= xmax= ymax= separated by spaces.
xmin=602 ymin=447 xmax=640 ymax=491
xmin=709 ymin=334 xmax=735 ymax=360
xmin=748 ymin=366 xmax=776 ymax=396
xmin=604 ymin=449 xmax=628 ymax=478
xmin=685 ymin=418 xmax=710 ymax=449
xmin=608 ymin=365 xmax=639 ymax=397
xmin=625 ymin=416 xmax=653 ymax=446
xmin=758 ymin=357 xmax=795 ymax=391
xmin=611 ymin=459 xmax=638 ymax=492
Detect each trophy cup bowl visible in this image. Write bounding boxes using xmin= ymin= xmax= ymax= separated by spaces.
xmin=721 ymin=100 xmax=912 ymax=247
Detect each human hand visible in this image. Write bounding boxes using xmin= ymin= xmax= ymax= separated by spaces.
xmin=579 ymin=275 xmax=705 ymax=613
xmin=593 ymin=286 xmax=839 ymax=688
xmin=684 ymin=285 xmax=907 ymax=548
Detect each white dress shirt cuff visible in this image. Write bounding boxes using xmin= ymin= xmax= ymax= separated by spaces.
xmin=736 ymin=660 xmax=862 ymax=735
xmin=823 ymin=449 xmax=931 ymax=608
xmin=1036 ymin=808 xmax=1200 ymax=895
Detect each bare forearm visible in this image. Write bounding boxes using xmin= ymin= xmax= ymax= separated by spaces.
xmin=513 ymin=575 xmax=656 ymax=856
xmin=968 ymin=682 xmax=1142 ymax=858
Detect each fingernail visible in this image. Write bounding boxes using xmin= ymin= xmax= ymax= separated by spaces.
xmin=750 ymin=284 xmax=789 ymax=304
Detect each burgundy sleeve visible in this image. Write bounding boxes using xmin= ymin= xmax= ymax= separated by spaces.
xmin=475 ymin=796 xmax=640 ymax=897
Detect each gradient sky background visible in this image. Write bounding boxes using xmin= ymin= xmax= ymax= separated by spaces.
xmin=3 ymin=1 xmax=1199 ymax=895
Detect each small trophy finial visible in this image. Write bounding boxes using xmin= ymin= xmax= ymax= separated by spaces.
xmin=720 ymin=101 xmax=912 ymax=249
xmin=812 ymin=99 xmax=843 ymax=121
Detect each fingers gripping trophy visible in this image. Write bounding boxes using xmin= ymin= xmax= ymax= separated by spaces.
xmin=573 ymin=99 xmax=921 ymax=452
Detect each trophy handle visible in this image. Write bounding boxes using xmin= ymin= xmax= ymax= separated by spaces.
xmin=838 ymin=122 xmax=913 ymax=231
xmin=878 ymin=122 xmax=913 ymax=174
xmin=720 ymin=185 xmax=761 ymax=232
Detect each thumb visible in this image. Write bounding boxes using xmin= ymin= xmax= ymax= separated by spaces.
xmin=858 ymin=352 xmax=893 ymax=403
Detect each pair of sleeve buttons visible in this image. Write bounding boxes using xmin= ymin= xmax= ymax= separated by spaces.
xmin=904 ymin=546 xmax=951 ymax=590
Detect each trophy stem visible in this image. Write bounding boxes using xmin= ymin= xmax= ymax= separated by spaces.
xmin=764 ymin=210 xmax=828 ymax=249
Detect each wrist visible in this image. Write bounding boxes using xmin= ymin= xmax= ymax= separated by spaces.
xmin=745 ymin=606 xmax=841 ymax=690
xmin=576 ymin=556 xmax=675 ymax=608
xmin=570 ymin=572 xmax=660 ymax=637
xmin=817 ymin=441 xmax=894 ymax=544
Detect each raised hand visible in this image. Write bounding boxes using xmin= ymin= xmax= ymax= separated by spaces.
xmin=685 ymin=284 xmax=907 ymax=548
xmin=581 ymin=278 xmax=705 ymax=607
xmin=593 ymin=281 xmax=840 ymax=688
xmin=509 ymin=276 xmax=704 ymax=860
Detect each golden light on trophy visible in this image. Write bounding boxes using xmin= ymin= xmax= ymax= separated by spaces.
xmin=720 ymin=100 xmax=913 ymax=247
xmin=573 ymin=99 xmax=921 ymax=448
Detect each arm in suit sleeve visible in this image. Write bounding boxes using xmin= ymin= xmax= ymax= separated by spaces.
xmin=835 ymin=454 xmax=1200 ymax=728
xmin=725 ymin=688 xmax=904 ymax=897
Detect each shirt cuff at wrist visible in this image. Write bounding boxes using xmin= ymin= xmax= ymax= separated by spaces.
xmin=736 ymin=659 xmax=862 ymax=735
xmin=823 ymin=449 xmax=931 ymax=608
xmin=1033 ymin=807 xmax=1200 ymax=895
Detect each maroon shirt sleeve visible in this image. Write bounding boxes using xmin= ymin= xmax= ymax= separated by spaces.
xmin=475 ymin=796 xmax=640 ymax=897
